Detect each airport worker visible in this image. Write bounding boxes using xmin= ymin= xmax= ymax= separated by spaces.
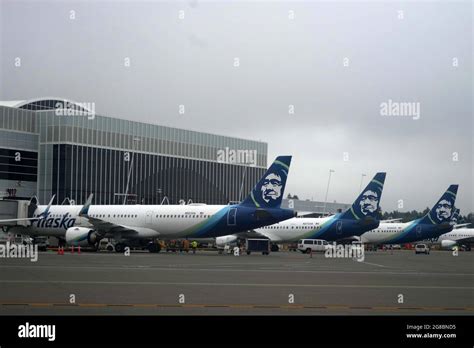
xmin=191 ymin=240 xmax=198 ymax=254
xmin=183 ymin=239 xmax=190 ymax=253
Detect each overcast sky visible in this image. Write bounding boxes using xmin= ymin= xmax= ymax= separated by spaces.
xmin=1 ymin=0 xmax=472 ymax=213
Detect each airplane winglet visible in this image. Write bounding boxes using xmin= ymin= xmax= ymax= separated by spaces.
xmin=37 ymin=195 xmax=55 ymax=219
xmin=79 ymin=194 xmax=94 ymax=217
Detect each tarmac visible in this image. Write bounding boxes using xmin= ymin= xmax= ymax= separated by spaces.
xmin=0 ymin=248 xmax=473 ymax=315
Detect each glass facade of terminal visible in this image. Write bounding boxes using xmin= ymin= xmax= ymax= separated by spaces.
xmin=0 ymin=148 xmax=37 ymax=183
xmin=52 ymin=144 xmax=262 ymax=205
xmin=0 ymin=101 xmax=267 ymax=204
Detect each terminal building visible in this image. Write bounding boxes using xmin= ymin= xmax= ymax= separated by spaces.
xmin=0 ymin=98 xmax=267 ymax=206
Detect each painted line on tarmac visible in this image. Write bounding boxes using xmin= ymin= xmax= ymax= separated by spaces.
xmin=0 ymin=302 xmax=473 ymax=312
xmin=1 ymin=265 xmax=472 ymax=277
xmin=357 ymin=261 xmax=388 ymax=268
xmin=2 ymin=279 xmax=474 ymax=290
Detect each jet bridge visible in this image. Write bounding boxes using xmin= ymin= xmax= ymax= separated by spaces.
xmin=0 ymin=199 xmax=31 ymax=226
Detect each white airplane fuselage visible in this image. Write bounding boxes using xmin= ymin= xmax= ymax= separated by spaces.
xmin=252 ymin=211 xmax=380 ymax=242
xmin=428 ymin=228 xmax=474 ymax=247
xmin=8 ymin=202 xmax=295 ymax=243
xmin=360 ymin=219 xmax=454 ymax=245
xmin=254 ymin=216 xmax=333 ymax=242
xmin=360 ymin=222 xmax=409 ymax=244
xmin=8 ymin=204 xmax=239 ymax=239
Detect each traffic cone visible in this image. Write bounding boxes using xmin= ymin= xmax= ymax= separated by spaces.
xmin=77 ymin=245 xmax=81 ymax=254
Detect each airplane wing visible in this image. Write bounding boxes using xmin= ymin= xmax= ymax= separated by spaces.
xmin=238 ymin=229 xmax=283 ymax=241
xmin=78 ymin=194 xmax=154 ymax=238
xmin=85 ymin=216 xmax=140 ymax=237
xmin=382 ymin=218 xmax=403 ymax=223
xmin=455 ymin=236 xmax=474 ymax=243
xmin=296 ymin=211 xmax=318 ymax=217
xmin=227 ymin=229 xmax=275 ymax=241
xmin=0 ymin=217 xmax=41 ymax=223
xmin=335 ymin=235 xmax=360 ymax=243
xmin=453 ymin=223 xmax=472 ymax=229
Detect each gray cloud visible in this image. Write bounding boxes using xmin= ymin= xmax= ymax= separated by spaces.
xmin=1 ymin=0 xmax=472 ymax=213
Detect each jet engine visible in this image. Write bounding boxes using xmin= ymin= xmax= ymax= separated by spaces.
xmin=65 ymin=227 xmax=99 ymax=247
xmin=216 ymin=235 xmax=238 ymax=248
xmin=441 ymin=239 xmax=457 ymax=250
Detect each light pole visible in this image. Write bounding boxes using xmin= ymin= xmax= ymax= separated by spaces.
xmin=323 ymin=169 xmax=335 ymax=215
xmin=359 ymin=173 xmax=367 ymax=192
xmin=156 ymin=188 xmax=163 ymax=205
xmin=238 ymin=166 xmax=248 ymax=202
xmin=123 ymin=137 xmax=141 ymax=205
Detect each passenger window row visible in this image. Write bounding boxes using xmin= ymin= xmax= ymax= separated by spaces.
xmin=35 ymin=213 xmax=211 ymax=219
xmin=155 ymin=214 xmax=210 ymax=219
xmin=262 ymin=226 xmax=315 ymax=229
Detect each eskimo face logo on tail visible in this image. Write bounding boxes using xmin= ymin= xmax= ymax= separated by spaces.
xmin=261 ymin=173 xmax=282 ymax=203
xmin=435 ymin=199 xmax=453 ymax=222
xmin=359 ymin=190 xmax=379 ymax=215
xmin=243 ymin=156 xmax=290 ymax=209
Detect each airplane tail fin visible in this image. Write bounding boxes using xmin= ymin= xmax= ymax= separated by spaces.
xmin=340 ymin=172 xmax=386 ymax=220
xmin=420 ymin=185 xmax=459 ymax=225
xmin=240 ymin=156 xmax=292 ymax=208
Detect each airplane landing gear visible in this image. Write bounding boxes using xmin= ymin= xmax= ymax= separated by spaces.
xmin=147 ymin=242 xmax=161 ymax=253
xmin=57 ymin=238 xmax=66 ymax=248
xmin=115 ymin=243 xmax=127 ymax=253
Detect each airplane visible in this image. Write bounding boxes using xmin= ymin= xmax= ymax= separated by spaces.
xmin=214 ymin=172 xmax=387 ymax=246
xmin=0 ymin=156 xmax=296 ymax=252
xmin=423 ymin=208 xmax=473 ymax=250
xmin=360 ymin=185 xmax=459 ymax=245
xmin=426 ymin=227 xmax=474 ymax=250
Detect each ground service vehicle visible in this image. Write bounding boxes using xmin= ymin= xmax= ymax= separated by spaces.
xmin=415 ymin=243 xmax=430 ymax=254
xmin=298 ymin=239 xmax=332 ymax=253
xmin=246 ymin=238 xmax=270 ymax=255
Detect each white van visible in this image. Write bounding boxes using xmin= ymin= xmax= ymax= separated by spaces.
xmin=415 ymin=243 xmax=430 ymax=255
xmin=298 ymin=239 xmax=332 ymax=253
